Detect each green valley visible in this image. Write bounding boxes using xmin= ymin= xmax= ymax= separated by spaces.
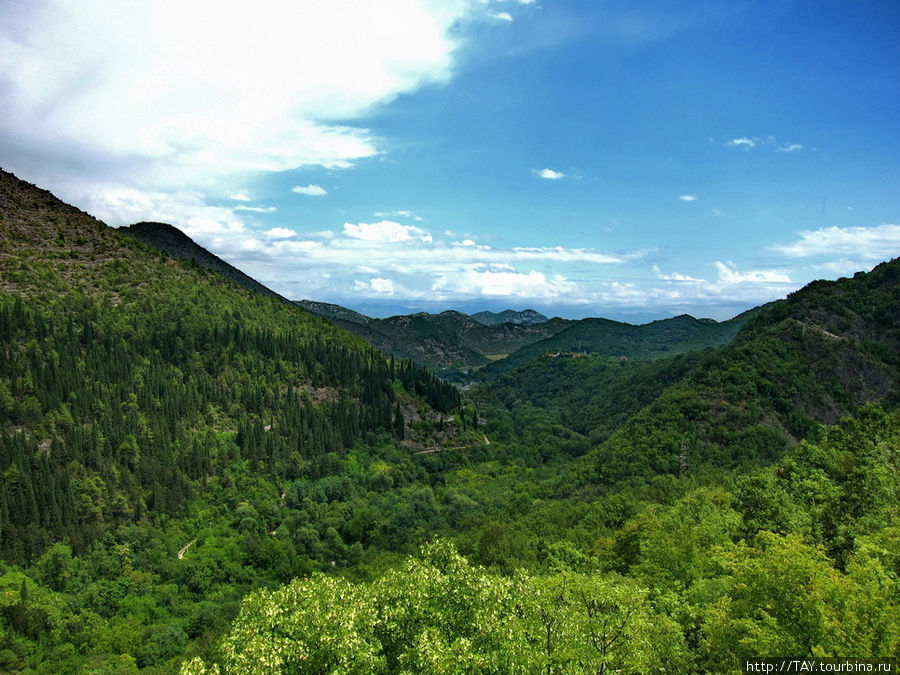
xmin=0 ymin=169 xmax=897 ymax=673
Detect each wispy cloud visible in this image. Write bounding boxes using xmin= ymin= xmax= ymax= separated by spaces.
xmin=343 ymin=220 xmax=432 ymax=243
xmin=678 ymin=195 xmax=697 ymax=202
xmin=726 ymin=137 xmax=758 ymax=149
xmin=373 ymin=209 xmax=423 ymax=221
xmin=770 ymin=224 xmax=900 ymax=259
xmin=230 ymin=192 xmax=251 ymax=202
xmin=534 ymin=168 xmax=566 ymax=180
xmin=234 ymin=205 xmax=277 ymax=213
xmin=292 ymin=184 xmax=328 ymax=197
xmin=713 ymin=261 xmax=791 ymax=285
xmin=725 ymin=136 xmax=804 ymax=153
xmin=490 ymin=11 xmax=514 ymax=22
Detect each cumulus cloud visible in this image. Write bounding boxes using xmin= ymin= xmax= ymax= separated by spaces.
xmin=292 ymin=184 xmax=328 ymax=197
xmin=432 ymin=265 xmax=579 ymax=299
xmin=491 ymin=11 xmax=514 ymax=21
xmin=678 ymin=195 xmax=697 ymax=202
xmin=355 ymin=277 xmax=396 ymax=295
xmin=0 ymin=0 xmax=480 ymax=223
xmin=172 ymin=210 xmax=652 ymax=306
xmin=265 ymin=228 xmax=298 ymax=239
xmin=534 ymin=168 xmax=566 ymax=180
xmin=770 ymin=225 xmax=900 ymax=260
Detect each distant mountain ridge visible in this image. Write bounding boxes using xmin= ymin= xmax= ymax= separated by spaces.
xmin=480 ymin=311 xmax=756 ymax=377
xmin=469 ymin=309 xmax=548 ymax=325
xmin=296 ymin=302 xmax=572 ymax=380
xmin=122 ymin=221 xmax=288 ymax=302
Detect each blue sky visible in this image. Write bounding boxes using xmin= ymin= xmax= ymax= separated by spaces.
xmin=1 ymin=0 xmax=898 ymax=320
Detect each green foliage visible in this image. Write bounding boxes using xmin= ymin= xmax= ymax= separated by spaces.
xmin=190 ymin=540 xmax=690 ymax=674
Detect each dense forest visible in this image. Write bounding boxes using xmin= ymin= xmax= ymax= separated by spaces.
xmin=0 ymin=168 xmax=898 ymax=672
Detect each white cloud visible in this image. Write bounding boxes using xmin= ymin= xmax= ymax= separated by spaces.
xmin=811 ymin=259 xmax=869 ymax=276
xmin=491 ymin=11 xmax=514 ymax=21
xmin=713 ymin=261 xmax=791 ymax=285
xmin=174 ymin=209 xmax=651 ymax=306
xmin=509 ymin=246 xmax=642 ymax=264
xmin=234 ymin=205 xmax=277 ymax=213
xmin=265 ymin=228 xmax=298 ymax=239
xmin=770 ymin=225 xmax=900 ymax=260
xmin=678 ymin=195 xmax=697 ymax=202
xmin=534 ymin=168 xmax=566 ymax=180
xmin=366 ymin=277 xmax=396 ymax=294
xmin=726 ymin=137 xmax=757 ymax=149
xmin=653 ymin=265 xmax=706 ymax=282
xmin=343 ymin=220 xmax=432 ymax=243
xmin=432 ymin=266 xmax=578 ymax=299
xmin=373 ymin=209 xmax=423 ymax=221
xmin=292 ymin=184 xmax=328 ymax=197
xmin=0 ymin=0 xmax=480 ymax=222
xmin=726 ymin=136 xmax=802 ymax=153
xmin=230 ymin=192 xmax=251 ymax=202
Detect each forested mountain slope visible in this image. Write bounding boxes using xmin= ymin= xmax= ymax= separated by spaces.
xmin=469 ymin=308 xmax=548 ymax=325
xmin=0 ymin=168 xmax=459 ymax=562
xmin=584 ymin=259 xmax=899 ymax=482
xmin=295 ymin=299 xmax=372 ymax=325
xmin=480 ymin=311 xmax=754 ymax=377
xmin=476 ymin=260 xmax=898 ymax=484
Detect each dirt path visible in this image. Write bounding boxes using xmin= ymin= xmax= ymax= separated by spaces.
xmin=177 ymin=539 xmax=197 ymax=560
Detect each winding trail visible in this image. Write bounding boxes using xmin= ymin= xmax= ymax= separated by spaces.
xmin=177 ymin=539 xmax=197 ymax=560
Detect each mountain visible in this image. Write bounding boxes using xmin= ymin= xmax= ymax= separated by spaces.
xmin=476 ymin=258 xmax=899 ymax=483
xmin=297 ymin=303 xmax=573 ymax=380
xmin=593 ymin=260 xmax=899 ymax=479
xmin=296 ymin=299 xmax=372 ymax=325
xmin=469 ymin=309 xmax=548 ymax=325
xmin=122 ymin=221 xmax=288 ymax=302
xmin=0 ymin=167 xmax=461 ymax=562
xmin=480 ymin=311 xmax=754 ymax=378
